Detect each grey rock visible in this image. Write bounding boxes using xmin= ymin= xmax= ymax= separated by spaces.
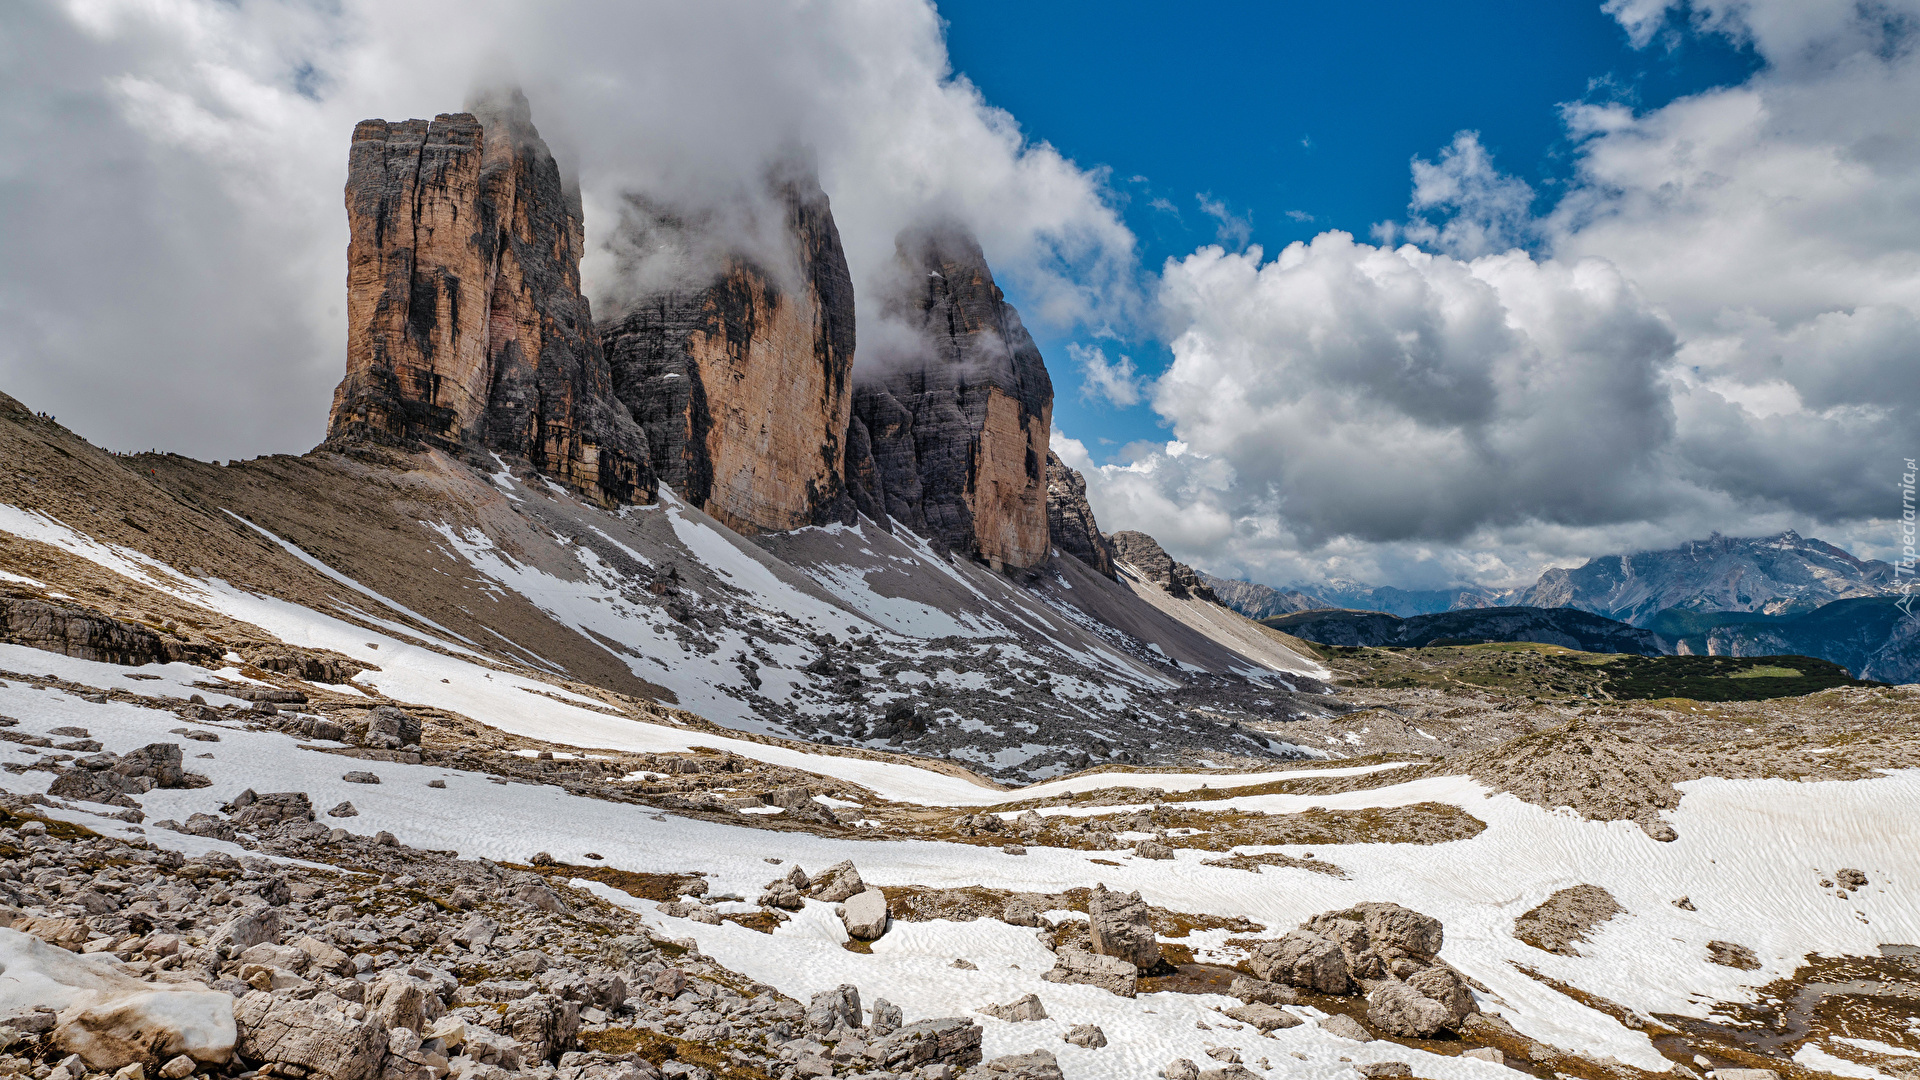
xmin=1367 ymin=982 xmax=1454 ymax=1038
xmin=1358 ymin=1063 xmax=1412 ymax=1079
xmin=1040 ymin=946 xmax=1137 ymax=997
xmin=805 ymin=985 xmax=862 ymax=1034
xmin=808 ymin=860 xmax=866 ymax=903
xmin=342 ymin=772 xmax=380 ymax=785
xmin=976 ymin=994 xmax=1047 ymax=1022
xmin=1063 ymin=1023 xmax=1106 ymax=1048
xmin=504 ymin=993 xmax=578 ymax=1063
xmin=1086 ymin=884 xmax=1160 ymax=970
xmin=365 ymin=706 xmax=421 ymax=749
xmin=1223 ymin=1003 xmax=1300 ymax=1031
xmin=1248 ymin=929 xmax=1349 ymax=993
xmin=869 ymin=998 xmax=902 ymax=1037
xmin=232 ymin=990 xmax=385 ymax=1080
xmin=1707 ymin=940 xmax=1761 ymax=970
xmin=840 ymin=888 xmax=890 ymax=941
xmin=1165 ymin=1060 xmax=1201 ymax=1080
xmin=978 ymin=1049 xmax=1063 ymax=1079
xmin=862 ymin=1017 xmax=983 ymax=1071
xmin=1317 ymin=1014 xmax=1371 ymax=1041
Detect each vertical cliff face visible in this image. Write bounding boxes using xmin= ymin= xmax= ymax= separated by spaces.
xmin=844 ymin=223 xmax=1054 ymax=570
xmin=600 ymin=173 xmax=856 ymax=534
xmin=1045 ymin=450 xmax=1116 ymax=578
xmin=326 ymin=94 xmax=653 ymax=507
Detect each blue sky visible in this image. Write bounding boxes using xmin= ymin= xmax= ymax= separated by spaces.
xmin=4 ymin=0 xmax=1910 ymax=589
xmin=939 ymin=0 xmax=1761 ymax=457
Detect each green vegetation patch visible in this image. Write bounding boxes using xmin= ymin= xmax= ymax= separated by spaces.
xmin=1598 ymin=654 xmax=1877 ymax=701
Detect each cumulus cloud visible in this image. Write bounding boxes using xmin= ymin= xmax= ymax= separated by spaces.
xmin=1390 ymin=131 xmax=1538 ymax=259
xmin=1068 ymin=343 xmax=1143 ymax=407
xmin=1074 ymin=0 xmax=1920 ymax=589
xmin=0 ymin=0 xmax=1134 ymax=458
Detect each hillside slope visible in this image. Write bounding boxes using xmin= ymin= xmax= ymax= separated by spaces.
xmin=0 ymin=393 xmax=1329 ymax=783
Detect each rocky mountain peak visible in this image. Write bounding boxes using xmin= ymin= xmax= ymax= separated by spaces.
xmin=1109 ymin=530 xmax=1218 ymax=604
xmin=599 ymin=164 xmax=858 ymax=533
xmin=325 ymin=94 xmax=653 ymax=508
xmin=844 ymin=221 xmax=1054 ymax=570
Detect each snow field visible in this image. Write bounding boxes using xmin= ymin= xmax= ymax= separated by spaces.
xmin=5 ymin=659 xmax=1917 ymax=1078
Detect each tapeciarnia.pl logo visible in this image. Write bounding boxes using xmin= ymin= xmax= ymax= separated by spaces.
xmin=1899 ymin=457 xmax=1917 ymax=620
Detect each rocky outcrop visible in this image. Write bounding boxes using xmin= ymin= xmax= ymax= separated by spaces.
xmin=1247 ymin=903 xmax=1477 ymax=1039
xmin=600 ymin=168 xmax=855 ymax=533
xmin=326 ymin=91 xmax=652 ymax=508
xmin=1109 ymin=531 xmax=1219 ymax=603
xmin=0 ymin=596 xmax=218 ymax=667
xmin=1045 ymin=450 xmax=1115 ymax=578
xmin=844 ymin=222 xmax=1053 ymax=570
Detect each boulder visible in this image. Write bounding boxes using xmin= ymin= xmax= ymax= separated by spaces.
xmin=1367 ymin=982 xmax=1454 ymax=1038
xmin=978 ymin=1049 xmax=1064 ymax=1079
xmin=232 ymin=991 xmax=383 ymax=1080
xmin=1317 ymin=1014 xmax=1371 ymax=1041
xmin=230 ymin=793 xmax=314 ymax=831
xmin=1134 ymin=841 xmax=1175 ymax=860
xmin=1041 ymin=946 xmax=1138 ymax=997
xmin=1165 ymin=1060 xmax=1201 ymax=1080
xmin=1224 ymin=1003 xmax=1300 ymax=1031
xmin=1462 ymin=1048 xmax=1505 ymax=1064
xmin=1358 ymin=1064 xmax=1412 ymax=1079
xmin=1405 ymin=964 xmax=1477 ymax=1027
xmin=977 ymin=994 xmax=1047 ymax=1022
xmin=808 ymin=860 xmax=866 ymax=902
xmin=1248 ymin=929 xmax=1349 ymax=993
xmin=0 ymin=928 xmax=235 ymax=1071
xmin=1063 ymin=1024 xmax=1106 ymax=1048
xmin=805 ymin=985 xmax=862 ymax=1034
xmin=863 ymin=1017 xmax=983 ymax=1072
xmin=1002 ymin=899 xmax=1043 ymax=927
xmin=840 ymin=888 xmax=890 ymax=941
xmin=364 ymin=707 xmax=420 ymax=750
xmin=365 ymin=972 xmax=439 ymax=1033
xmin=1199 ymin=1067 xmax=1261 ymax=1080
xmin=869 ymin=998 xmax=902 ymax=1036
xmin=1086 ymin=884 xmax=1160 ymax=970
xmin=210 ymin=907 xmax=281 ymax=956
xmin=503 ymin=993 xmax=577 ymax=1063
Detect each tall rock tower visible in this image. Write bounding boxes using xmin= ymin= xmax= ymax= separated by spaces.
xmin=845 ymin=222 xmax=1054 ymax=571
xmin=599 ymin=169 xmax=857 ymax=533
xmin=325 ymin=92 xmax=653 ymax=507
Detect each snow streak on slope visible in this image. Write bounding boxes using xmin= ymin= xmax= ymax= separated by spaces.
xmin=4 ymin=673 xmax=1914 ymax=1080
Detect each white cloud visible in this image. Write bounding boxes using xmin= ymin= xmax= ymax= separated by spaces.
xmin=1195 ymin=193 xmax=1253 ymax=249
xmin=0 ymin=0 xmax=1134 ymax=458
xmin=1078 ymin=0 xmax=1920 ymax=588
xmin=1067 ymin=343 xmax=1143 ymax=407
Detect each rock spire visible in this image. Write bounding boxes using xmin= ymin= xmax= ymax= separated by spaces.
xmin=325 ymin=91 xmax=652 ymax=507
xmin=844 ymin=222 xmax=1054 ymax=570
xmin=599 ymin=166 xmax=857 ymax=533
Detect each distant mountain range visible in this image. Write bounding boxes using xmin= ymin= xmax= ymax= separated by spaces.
xmin=1264 ymin=606 xmax=1670 ymax=655
xmin=1204 ymin=531 xmax=1915 ymax=682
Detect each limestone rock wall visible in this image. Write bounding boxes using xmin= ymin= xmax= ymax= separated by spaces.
xmin=1045 ymin=451 xmax=1115 ymax=578
xmin=845 ymin=223 xmax=1053 ymax=570
xmin=600 ymin=174 xmax=856 ymax=533
xmin=326 ymin=93 xmax=653 ymax=508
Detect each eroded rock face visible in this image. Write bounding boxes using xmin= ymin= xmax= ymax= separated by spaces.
xmin=845 ymin=222 xmax=1053 ymax=570
xmin=1109 ymin=530 xmax=1219 ymax=603
xmin=1045 ymin=451 xmax=1115 ymax=578
xmin=326 ymin=91 xmax=652 ymax=508
xmin=601 ymin=168 xmax=855 ymax=533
